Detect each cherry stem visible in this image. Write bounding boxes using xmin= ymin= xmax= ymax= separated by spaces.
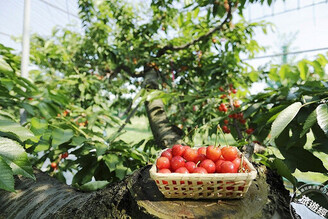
xmin=184 ymin=125 xmax=198 ymax=141
xmin=215 ymin=125 xmax=219 ymax=147
xmin=217 ymin=125 xmax=229 ymax=146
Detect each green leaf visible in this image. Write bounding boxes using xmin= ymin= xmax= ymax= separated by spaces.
xmin=0 ymin=137 xmax=35 ymax=180
xmin=30 ymin=117 xmax=48 ymax=137
xmin=178 ymin=13 xmax=183 ymax=27
xmin=300 ymin=109 xmax=317 ymax=137
xmin=244 ymin=103 xmax=261 ymax=118
xmin=79 ymin=180 xmax=109 ymax=191
xmin=37 ymin=102 xmax=52 ymax=120
xmin=115 ymin=163 xmax=127 ymax=180
xmin=0 ymin=115 xmax=34 ymax=142
xmin=52 ymin=127 xmax=74 ymax=148
xmin=103 ymin=153 xmax=120 ymax=171
xmin=95 ymin=143 xmax=108 ymax=157
xmin=22 ymin=103 xmax=35 ymax=116
xmin=0 ymin=78 xmax=14 ymax=91
xmin=34 ymin=139 xmax=50 ymax=152
xmin=0 ymin=110 xmax=16 ymax=120
xmin=316 ymin=104 xmax=328 ymax=136
xmin=270 ymin=102 xmax=302 ymax=140
xmin=317 ymin=54 xmax=328 ymax=67
xmin=249 ymin=71 xmax=259 ymax=82
xmin=298 ymin=60 xmax=308 ymax=80
xmin=268 ymin=67 xmax=279 ymax=81
xmin=311 ymin=60 xmax=324 ymax=78
xmin=71 ymin=136 xmax=87 ymax=146
xmin=279 ymin=64 xmax=289 ymax=81
xmin=280 ymin=146 xmax=327 ymax=173
xmin=271 ymin=158 xmax=297 ymax=187
xmin=0 ymin=156 xmax=15 ymax=192
xmin=72 ymin=163 xmax=98 ymax=186
xmin=193 ymin=7 xmax=200 ymax=18
xmin=312 ymin=138 xmax=328 ymax=154
xmin=145 ymin=90 xmax=172 ymax=104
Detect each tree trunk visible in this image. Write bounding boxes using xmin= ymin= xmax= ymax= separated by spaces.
xmin=144 ymin=69 xmax=184 ymax=149
xmin=0 ymin=68 xmax=291 ymax=218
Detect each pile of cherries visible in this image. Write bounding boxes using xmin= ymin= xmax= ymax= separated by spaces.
xmin=156 ymin=144 xmax=247 ymax=174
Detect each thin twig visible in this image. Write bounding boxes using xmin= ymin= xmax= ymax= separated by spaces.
xmin=116 ymin=101 xmax=141 ymax=134
xmin=156 ymin=2 xmax=233 ymax=57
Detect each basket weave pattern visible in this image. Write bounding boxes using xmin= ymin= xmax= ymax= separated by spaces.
xmin=150 ymin=150 xmax=257 ymax=199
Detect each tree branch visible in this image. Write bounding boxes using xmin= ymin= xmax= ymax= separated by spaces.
xmin=115 ymin=101 xmax=141 ymax=135
xmin=156 ymin=3 xmax=233 ymax=57
xmin=108 ymin=64 xmax=144 ymax=80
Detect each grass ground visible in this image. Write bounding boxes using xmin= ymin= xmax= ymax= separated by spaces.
xmin=107 ymin=116 xmax=152 ymax=143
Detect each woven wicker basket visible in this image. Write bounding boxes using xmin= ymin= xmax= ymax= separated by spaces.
xmin=149 ymin=148 xmax=257 ymax=199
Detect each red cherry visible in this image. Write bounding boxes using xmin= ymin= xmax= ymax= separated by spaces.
xmin=185 ymin=161 xmax=196 ymax=173
xmin=50 ymin=162 xmax=57 ymax=169
xmin=220 ymin=161 xmax=237 ymax=173
xmin=63 ymin=110 xmax=70 ymax=117
xmin=223 ymin=128 xmax=231 ymax=134
xmin=61 ymin=152 xmax=69 ymax=159
xmin=156 ymin=157 xmax=170 ymax=170
xmin=231 ymin=88 xmax=237 ymax=94
xmin=246 ymin=128 xmax=254 ymax=134
xmin=232 ymin=157 xmax=242 ymax=172
xmin=206 ymin=145 xmax=222 ymax=162
xmin=158 ymin=168 xmax=171 ymax=173
xmin=222 ymin=125 xmax=230 ymax=133
xmin=219 ymin=103 xmax=228 ymax=112
xmin=233 ymin=100 xmax=240 ymax=108
xmin=223 ymin=119 xmax=229 ymax=125
xmin=197 ymin=147 xmax=207 ymax=155
xmin=171 ymin=156 xmax=185 ymax=171
xmin=229 ymin=113 xmax=238 ymax=119
xmin=175 ymin=167 xmax=189 ymax=173
xmin=215 ymin=159 xmax=224 ymax=173
xmin=220 ymin=94 xmax=227 ymax=99
xmin=183 ymin=148 xmax=198 ymax=162
xmin=193 ymin=167 xmax=208 ymax=174
xmin=161 ymin=149 xmax=173 ymax=160
xmin=219 ymin=87 xmax=225 ymax=92
xmin=239 ymin=119 xmax=247 ymax=124
xmin=183 ymin=145 xmax=191 ymax=152
xmin=195 ymin=154 xmax=207 ymax=163
xmin=199 ymin=159 xmax=216 ymax=173
xmin=172 ymin=144 xmax=186 ymax=156
xmin=221 ymin=146 xmax=238 ymax=161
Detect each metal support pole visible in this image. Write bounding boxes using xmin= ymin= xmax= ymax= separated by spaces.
xmin=20 ymin=0 xmax=31 ymax=124
xmin=21 ymin=0 xmax=31 ymax=79
xmin=282 ymin=45 xmax=287 ymax=64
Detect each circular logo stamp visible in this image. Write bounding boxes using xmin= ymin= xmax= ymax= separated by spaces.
xmin=290 ymin=183 xmax=328 ymax=219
